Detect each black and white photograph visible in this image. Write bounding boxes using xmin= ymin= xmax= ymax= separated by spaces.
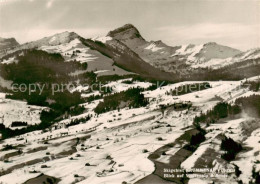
xmin=0 ymin=0 xmax=260 ymax=183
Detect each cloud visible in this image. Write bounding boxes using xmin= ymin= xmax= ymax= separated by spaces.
xmin=156 ymin=23 xmax=260 ymax=51
xmin=46 ymin=0 xmax=55 ymax=8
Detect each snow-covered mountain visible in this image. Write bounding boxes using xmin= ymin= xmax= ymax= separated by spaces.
xmin=15 ymin=31 xmax=79 ymax=50
xmin=1 ymin=29 xmax=175 ymax=80
xmin=173 ymin=42 xmax=241 ymax=64
xmin=80 ymin=36 xmax=176 ymax=81
xmin=193 ymin=47 xmax=260 ymax=69
xmin=107 ymin=24 xmax=242 ymax=73
xmin=107 ymin=24 xmax=147 ymax=48
xmin=39 ymin=37 xmax=132 ymax=76
xmin=0 ymin=32 xmax=132 ymax=76
xmin=1 ymin=23 xmax=260 ymax=80
xmin=0 ymin=37 xmax=19 ymax=50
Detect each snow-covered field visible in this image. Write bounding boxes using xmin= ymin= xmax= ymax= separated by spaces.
xmin=0 ymin=93 xmax=45 ymax=128
xmin=0 ymin=79 xmax=259 ymax=184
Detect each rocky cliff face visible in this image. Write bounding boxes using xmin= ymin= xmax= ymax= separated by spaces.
xmin=0 ymin=37 xmax=19 ymax=57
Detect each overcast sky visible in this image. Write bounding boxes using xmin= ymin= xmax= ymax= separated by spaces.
xmin=0 ymin=0 xmax=260 ymax=51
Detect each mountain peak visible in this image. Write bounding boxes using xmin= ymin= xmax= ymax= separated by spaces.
xmin=151 ymin=40 xmax=168 ymax=47
xmin=203 ymin=42 xmax=217 ymax=46
xmin=53 ymin=31 xmax=78 ymax=37
xmin=202 ymin=42 xmax=241 ymax=52
xmin=23 ymin=31 xmax=80 ymax=48
xmin=46 ymin=31 xmax=79 ymax=44
xmin=119 ymin=23 xmax=137 ymax=30
xmin=0 ymin=37 xmax=19 ymax=51
xmin=107 ymin=24 xmax=144 ymax=41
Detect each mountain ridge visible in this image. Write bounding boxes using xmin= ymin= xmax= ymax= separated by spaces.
xmin=1 ymin=23 xmax=260 ymax=81
xmin=107 ymin=24 xmax=242 ymax=73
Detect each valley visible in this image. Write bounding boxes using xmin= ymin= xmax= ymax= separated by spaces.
xmin=0 ymin=78 xmax=259 ymax=184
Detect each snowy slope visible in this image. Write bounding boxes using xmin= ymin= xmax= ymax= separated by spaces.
xmin=0 ymin=93 xmax=46 ymax=128
xmin=194 ymin=48 xmax=260 ymax=69
xmin=39 ymin=37 xmax=131 ymax=76
xmin=0 ymin=35 xmax=132 ymax=77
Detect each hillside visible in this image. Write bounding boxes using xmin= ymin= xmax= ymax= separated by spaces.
xmin=0 ymin=77 xmax=259 ymax=184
